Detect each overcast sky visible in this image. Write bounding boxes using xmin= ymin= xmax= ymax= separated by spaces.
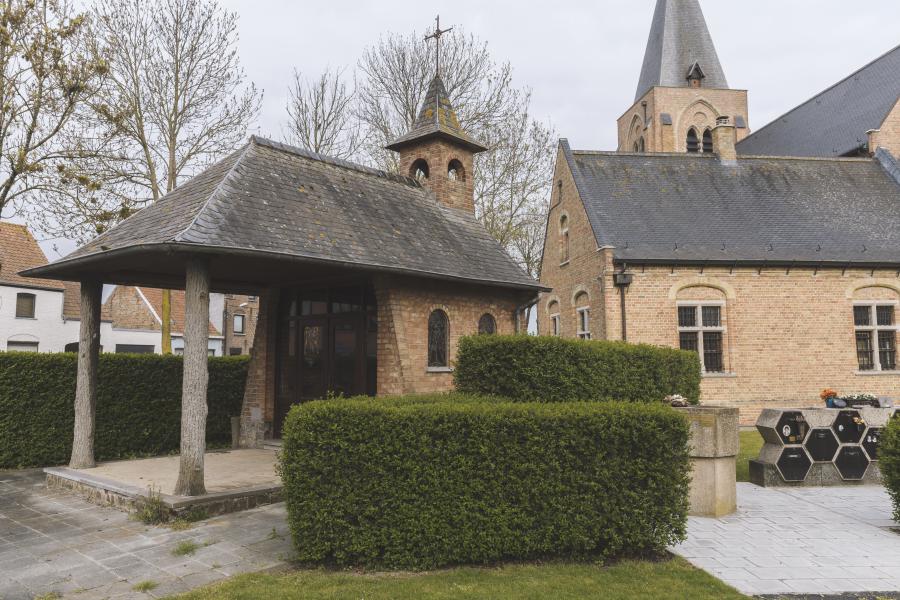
xmin=32 ymin=0 xmax=900 ymax=257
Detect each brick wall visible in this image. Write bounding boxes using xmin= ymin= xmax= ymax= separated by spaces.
xmin=869 ymin=96 xmax=900 ymax=156
xmin=617 ymin=87 xmax=750 ymax=153
xmin=105 ymin=286 xmax=158 ymax=330
xmin=223 ymin=294 xmax=259 ymax=355
xmin=396 ymin=138 xmax=475 ymax=212
xmin=239 ymin=288 xmax=276 ymax=447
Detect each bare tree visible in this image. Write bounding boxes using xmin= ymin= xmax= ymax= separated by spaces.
xmin=37 ymin=0 xmax=260 ymax=354
xmin=0 ymin=0 xmax=104 ymax=220
xmin=284 ymin=67 xmax=361 ymax=160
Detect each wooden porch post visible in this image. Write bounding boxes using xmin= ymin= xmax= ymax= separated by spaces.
xmin=70 ymin=280 xmax=102 ymax=469
xmin=174 ymin=258 xmax=210 ymax=496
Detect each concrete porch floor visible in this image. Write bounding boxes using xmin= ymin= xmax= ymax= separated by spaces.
xmin=44 ymin=449 xmax=282 ymax=517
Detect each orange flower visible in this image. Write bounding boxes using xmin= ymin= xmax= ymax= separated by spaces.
xmin=820 ymin=388 xmax=838 ymax=401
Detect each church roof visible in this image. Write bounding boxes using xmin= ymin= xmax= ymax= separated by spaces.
xmin=736 ymin=45 xmax=900 ymax=158
xmin=561 ymin=140 xmax=900 ymax=265
xmin=23 ymin=137 xmax=539 ymax=291
xmin=634 ymin=0 xmax=729 ymax=102
xmin=386 ymin=76 xmax=487 ymax=153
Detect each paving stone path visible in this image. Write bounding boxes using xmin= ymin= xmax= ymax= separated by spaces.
xmin=672 ymin=482 xmax=900 ymax=596
xmin=0 ymin=469 xmax=292 ymax=600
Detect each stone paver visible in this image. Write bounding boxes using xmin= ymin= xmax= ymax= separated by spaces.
xmin=0 ymin=469 xmax=292 ymax=600
xmin=672 ymin=482 xmax=900 ymax=596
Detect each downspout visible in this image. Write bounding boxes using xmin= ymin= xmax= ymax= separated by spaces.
xmin=612 ymin=268 xmax=633 ymax=342
xmin=515 ymin=293 xmax=541 ymax=334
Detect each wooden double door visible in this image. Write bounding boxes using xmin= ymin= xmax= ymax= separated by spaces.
xmin=274 ymin=285 xmax=377 ymax=436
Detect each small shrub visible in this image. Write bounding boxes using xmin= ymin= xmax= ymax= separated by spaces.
xmin=280 ymin=394 xmax=691 ymax=570
xmin=882 ymin=415 xmax=900 ymax=521
xmin=133 ymin=487 xmax=170 ymax=525
xmin=173 ymin=540 xmax=199 ymax=556
xmin=0 ymin=353 xmax=249 ymax=468
xmin=453 ymin=335 xmax=701 ymax=404
xmin=132 ymin=581 xmax=158 ymax=593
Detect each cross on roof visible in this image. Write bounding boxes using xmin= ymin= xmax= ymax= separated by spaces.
xmin=424 ymin=15 xmax=453 ymax=77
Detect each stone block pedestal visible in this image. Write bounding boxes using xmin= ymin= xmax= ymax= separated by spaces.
xmin=677 ymin=406 xmax=739 ymax=517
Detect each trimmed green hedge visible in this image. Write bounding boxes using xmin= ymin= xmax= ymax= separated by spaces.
xmin=280 ymin=394 xmax=691 ymax=570
xmin=0 ymin=352 xmax=249 ymax=469
xmin=883 ymin=414 xmax=900 ymax=521
xmin=454 ymin=335 xmax=701 ymax=404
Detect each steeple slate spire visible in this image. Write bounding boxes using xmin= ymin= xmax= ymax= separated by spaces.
xmin=634 ymin=0 xmax=728 ymax=101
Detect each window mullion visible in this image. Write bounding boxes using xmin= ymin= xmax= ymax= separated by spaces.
xmin=696 ymin=307 xmax=706 ymax=373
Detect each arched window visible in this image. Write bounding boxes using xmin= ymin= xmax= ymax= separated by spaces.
xmin=478 ymin=313 xmax=496 ymax=335
xmin=410 ymin=158 xmax=429 ymax=181
xmin=547 ymin=300 xmax=560 ymax=336
xmin=428 ymin=309 xmax=449 ymax=367
xmin=559 ymin=214 xmax=570 ymax=264
xmin=702 ymin=129 xmax=713 ymax=153
xmin=638 ymin=137 xmax=645 ymax=153
xmin=574 ymin=292 xmax=591 ymax=339
xmin=447 ymin=159 xmax=465 ymax=182
xmin=686 ymin=128 xmax=700 ymax=153
xmin=633 ymin=142 xmax=639 ymax=152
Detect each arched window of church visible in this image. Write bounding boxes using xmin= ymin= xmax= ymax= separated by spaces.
xmin=447 ymin=159 xmax=465 ymax=181
xmin=410 ymin=158 xmax=429 ymax=181
xmin=478 ymin=313 xmax=496 ymax=335
xmin=638 ymin=137 xmax=645 ymax=153
xmin=686 ymin=128 xmax=700 ymax=153
xmin=702 ymin=129 xmax=713 ymax=153
xmin=559 ymin=214 xmax=570 ymax=264
xmin=428 ymin=309 xmax=449 ymax=367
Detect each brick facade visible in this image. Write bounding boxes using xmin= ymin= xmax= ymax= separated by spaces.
xmin=539 ymin=149 xmax=900 ymax=424
xmin=869 ymin=97 xmax=900 ymax=157
xmin=395 ymin=138 xmax=476 ymax=212
xmin=617 ymin=87 xmax=749 ymax=153
xmin=223 ymin=294 xmax=259 ymax=355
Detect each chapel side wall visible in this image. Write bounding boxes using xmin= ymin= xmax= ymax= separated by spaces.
xmin=612 ymin=264 xmax=900 ymax=424
xmin=375 ymin=277 xmax=523 ymax=396
xmin=537 ymin=148 xmax=606 ymax=339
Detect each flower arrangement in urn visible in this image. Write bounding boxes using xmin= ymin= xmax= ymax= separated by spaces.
xmin=666 ymin=394 xmax=689 ymax=407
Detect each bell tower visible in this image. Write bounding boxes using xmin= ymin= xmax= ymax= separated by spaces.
xmin=385 ymin=16 xmax=487 ymax=212
xmin=616 ymin=0 xmax=750 ymax=154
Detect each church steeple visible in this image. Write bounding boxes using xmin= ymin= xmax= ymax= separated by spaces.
xmin=634 ymin=0 xmax=729 ymax=101
xmin=386 ymin=16 xmax=486 ymax=212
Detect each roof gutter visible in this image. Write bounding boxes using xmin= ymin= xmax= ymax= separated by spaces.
xmin=21 ymin=242 xmax=551 ymax=293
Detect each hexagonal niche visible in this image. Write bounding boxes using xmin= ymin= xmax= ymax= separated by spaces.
xmin=862 ymin=428 xmax=882 ymax=461
xmin=776 ymin=447 xmax=812 ymax=482
xmin=834 ymin=446 xmax=870 ymax=480
xmin=804 ymin=428 xmax=839 ymax=462
xmin=832 ymin=410 xmax=866 ymax=444
xmin=771 ymin=411 xmax=809 ymax=445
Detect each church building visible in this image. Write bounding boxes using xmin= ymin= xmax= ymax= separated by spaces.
xmin=540 ymin=0 xmax=900 ymax=423
xmin=23 ymin=69 xmax=542 ymax=443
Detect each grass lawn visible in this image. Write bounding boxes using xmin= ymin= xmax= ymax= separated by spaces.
xmin=170 ymin=557 xmax=746 ymax=600
xmin=736 ymin=428 xmax=764 ymax=482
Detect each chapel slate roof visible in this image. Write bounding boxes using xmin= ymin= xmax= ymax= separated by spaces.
xmin=386 ymin=76 xmax=487 ymax=152
xmin=634 ymin=0 xmax=729 ymax=102
xmin=561 ymin=140 xmax=900 ymax=265
xmin=736 ymin=45 xmax=900 ymax=158
xmin=28 ymin=137 xmax=538 ymax=290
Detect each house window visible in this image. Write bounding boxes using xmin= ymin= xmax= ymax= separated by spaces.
xmin=428 ymin=309 xmax=449 ymax=367
xmin=7 ymin=341 xmax=38 ymax=352
xmin=15 ymin=293 xmax=36 ymax=318
xmin=702 ymin=129 xmax=713 ymax=153
xmin=678 ymin=304 xmax=725 ymax=373
xmin=478 ymin=313 xmax=496 ymax=335
xmin=854 ymin=303 xmax=897 ymax=371
xmin=229 ymin=347 xmax=242 ymax=356
xmin=115 ymin=344 xmax=154 ymax=354
xmin=548 ymin=300 xmax=560 ymax=336
xmin=233 ymin=313 xmax=246 ymax=334
xmin=686 ymin=128 xmax=700 ymax=153
xmin=576 ymin=307 xmax=591 ymax=340
xmin=559 ymin=214 xmax=570 ymax=264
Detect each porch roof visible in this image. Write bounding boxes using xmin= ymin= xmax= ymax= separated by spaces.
xmin=21 ymin=137 xmax=543 ymax=293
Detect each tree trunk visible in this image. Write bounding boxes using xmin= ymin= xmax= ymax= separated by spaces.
xmin=161 ymin=289 xmax=172 ymax=353
xmin=70 ymin=280 xmax=102 ymax=469
xmin=174 ymin=258 xmax=210 ymax=496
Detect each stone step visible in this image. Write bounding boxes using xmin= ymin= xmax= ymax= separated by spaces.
xmin=262 ymin=439 xmax=283 ymax=451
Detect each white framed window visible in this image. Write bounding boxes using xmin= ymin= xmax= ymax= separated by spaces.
xmin=853 ymin=302 xmax=897 ymax=371
xmin=558 ymin=214 xmax=570 ymax=265
xmin=576 ymin=307 xmax=591 ymax=340
xmin=550 ymin=313 xmax=560 ymax=336
xmin=233 ymin=313 xmax=246 ymax=335
xmin=677 ymin=302 xmax=725 ymax=373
